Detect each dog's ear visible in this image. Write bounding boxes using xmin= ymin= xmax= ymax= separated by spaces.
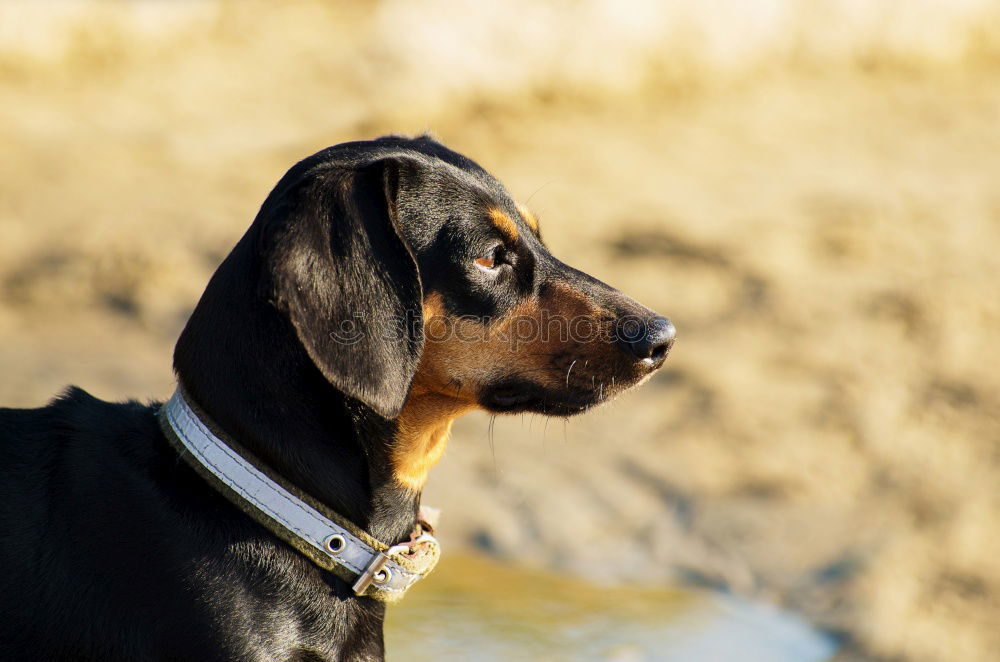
xmin=259 ymin=157 xmax=423 ymax=419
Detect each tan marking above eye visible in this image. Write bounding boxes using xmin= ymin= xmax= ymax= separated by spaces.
xmin=487 ymin=207 xmax=519 ymax=242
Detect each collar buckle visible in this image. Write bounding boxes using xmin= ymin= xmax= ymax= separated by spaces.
xmin=352 ymin=551 xmax=393 ymax=596
xmin=353 ymin=534 xmax=439 ymax=596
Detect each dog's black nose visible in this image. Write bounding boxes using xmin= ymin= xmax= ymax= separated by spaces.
xmin=619 ymin=316 xmax=675 ymax=364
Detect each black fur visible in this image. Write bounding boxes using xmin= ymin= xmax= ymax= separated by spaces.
xmin=0 ymin=135 xmax=673 ymax=661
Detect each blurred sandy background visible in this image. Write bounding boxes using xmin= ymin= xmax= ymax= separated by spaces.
xmin=2 ymin=2 xmax=999 ymax=661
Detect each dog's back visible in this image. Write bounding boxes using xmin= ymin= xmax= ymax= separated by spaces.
xmin=0 ymin=389 xmax=229 ymax=660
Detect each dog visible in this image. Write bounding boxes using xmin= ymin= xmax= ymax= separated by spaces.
xmin=0 ymin=135 xmax=674 ymax=661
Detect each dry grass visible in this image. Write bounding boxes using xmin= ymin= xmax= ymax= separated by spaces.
xmin=2 ymin=3 xmax=999 ymax=661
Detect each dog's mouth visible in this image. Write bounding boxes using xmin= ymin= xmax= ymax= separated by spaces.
xmin=479 ymin=380 xmax=612 ymax=416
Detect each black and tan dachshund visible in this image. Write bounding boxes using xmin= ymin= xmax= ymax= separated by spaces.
xmin=0 ymin=135 xmax=674 ymax=661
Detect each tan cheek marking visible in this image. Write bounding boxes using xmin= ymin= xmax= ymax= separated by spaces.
xmin=516 ymin=202 xmax=539 ymax=233
xmin=543 ymin=281 xmax=602 ymax=318
xmin=502 ymin=282 xmax=615 ymax=388
xmin=488 ymin=207 xmax=519 ymax=242
xmin=393 ymin=282 xmax=616 ymax=489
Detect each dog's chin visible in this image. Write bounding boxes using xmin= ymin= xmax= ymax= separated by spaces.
xmin=478 ymin=381 xmax=615 ymax=417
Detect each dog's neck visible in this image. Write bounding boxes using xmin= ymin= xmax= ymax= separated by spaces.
xmin=173 ymin=237 xmax=419 ymax=547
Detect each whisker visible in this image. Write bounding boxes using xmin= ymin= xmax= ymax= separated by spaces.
xmin=488 ymin=414 xmax=498 ymax=475
xmin=525 ymin=179 xmax=557 ymax=204
xmin=566 ymin=360 xmax=577 ymax=387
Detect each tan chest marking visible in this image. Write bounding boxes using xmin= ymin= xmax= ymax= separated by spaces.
xmin=392 ymin=294 xmax=479 ymax=490
xmin=393 ymin=386 xmax=476 ymax=490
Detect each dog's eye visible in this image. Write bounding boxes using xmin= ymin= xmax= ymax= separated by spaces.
xmin=475 ymin=245 xmax=506 ymax=271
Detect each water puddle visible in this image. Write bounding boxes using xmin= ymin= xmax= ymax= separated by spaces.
xmin=386 ymin=554 xmax=837 ymax=661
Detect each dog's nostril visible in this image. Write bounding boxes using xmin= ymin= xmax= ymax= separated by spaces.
xmin=621 ymin=317 xmax=675 ymax=362
xmin=649 ymin=341 xmax=669 ymax=363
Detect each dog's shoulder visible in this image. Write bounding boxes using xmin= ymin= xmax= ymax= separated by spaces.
xmin=0 ymin=387 xmax=167 ymax=501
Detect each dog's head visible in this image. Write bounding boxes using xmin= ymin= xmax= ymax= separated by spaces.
xmin=184 ymin=135 xmax=674 ymax=489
